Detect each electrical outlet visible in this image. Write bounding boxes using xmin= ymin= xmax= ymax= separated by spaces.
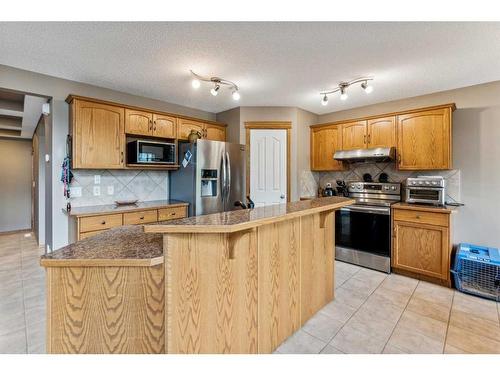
xmin=71 ymin=186 xmax=82 ymax=197
xmin=94 ymin=175 xmax=101 ymax=184
xmin=93 ymin=186 xmax=101 ymax=196
xmin=107 ymin=185 xmax=114 ymax=195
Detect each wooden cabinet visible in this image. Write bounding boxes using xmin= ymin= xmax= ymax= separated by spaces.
xmin=397 ymin=107 xmax=452 ymax=170
xmin=392 ymin=206 xmax=452 ymax=285
xmin=74 ymin=205 xmax=187 ymax=241
xmin=125 ymin=109 xmax=153 ymax=137
xmin=71 ymin=99 xmax=125 ymax=169
xmin=341 ymin=120 xmax=367 ymax=150
xmin=153 ymin=114 xmax=176 ymax=138
xmin=125 ymin=110 xmax=177 ymax=139
xmin=310 ymin=125 xmax=344 ymax=171
xmin=367 ymin=116 xmax=396 ymax=148
xmin=178 ymin=119 xmax=226 ymax=141
xmin=204 ymin=123 xmax=226 ymax=141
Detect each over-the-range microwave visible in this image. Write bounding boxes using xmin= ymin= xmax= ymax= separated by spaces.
xmin=127 ymin=140 xmax=176 ymax=165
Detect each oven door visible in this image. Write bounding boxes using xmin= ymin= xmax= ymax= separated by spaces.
xmin=335 ymin=205 xmax=391 ymax=257
xmin=137 ymin=141 xmax=175 ymax=164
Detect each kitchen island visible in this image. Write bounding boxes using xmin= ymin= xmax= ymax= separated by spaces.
xmin=41 ymin=197 xmax=353 ymax=354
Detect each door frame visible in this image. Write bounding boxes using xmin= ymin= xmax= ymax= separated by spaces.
xmin=244 ymin=121 xmax=291 ymax=202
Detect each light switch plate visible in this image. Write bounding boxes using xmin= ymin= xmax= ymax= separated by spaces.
xmin=71 ymin=186 xmax=82 ymax=197
xmin=93 ymin=186 xmax=101 ymax=196
xmin=107 ymin=185 xmax=114 ymax=195
xmin=94 ymin=175 xmax=101 ymax=184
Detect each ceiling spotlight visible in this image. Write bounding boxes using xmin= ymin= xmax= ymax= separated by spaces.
xmin=321 ymin=94 xmax=328 ymax=106
xmin=191 ymin=78 xmax=201 ymax=89
xmin=190 ymin=70 xmax=240 ymax=99
xmin=320 ymin=77 xmax=374 ymax=104
xmin=361 ymin=81 xmax=373 ymax=94
xmin=210 ymin=84 xmax=220 ymax=96
xmin=340 ymin=87 xmax=348 ymax=101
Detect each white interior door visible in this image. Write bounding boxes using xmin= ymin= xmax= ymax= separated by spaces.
xmin=250 ymin=129 xmax=287 ymax=207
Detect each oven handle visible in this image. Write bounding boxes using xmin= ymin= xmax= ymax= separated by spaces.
xmin=341 ymin=206 xmax=391 ymax=215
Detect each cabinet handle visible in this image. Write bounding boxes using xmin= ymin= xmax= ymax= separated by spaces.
xmin=140 ymin=216 xmax=144 ymax=220
xmin=121 ymin=151 xmax=124 ymax=163
xmin=397 ymin=154 xmax=401 ymax=164
xmin=171 ymin=212 xmax=176 ymax=216
xmin=101 ymin=221 xmax=106 ymax=225
xmin=153 ymin=120 xmax=156 ymax=132
xmin=367 ymin=134 xmax=371 ymax=144
xmin=363 ymin=134 xmax=366 ymax=144
xmin=415 ymin=215 xmax=421 ymax=219
xmin=149 ymin=120 xmax=153 ymax=131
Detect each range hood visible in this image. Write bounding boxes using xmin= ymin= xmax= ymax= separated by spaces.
xmin=333 ymin=147 xmax=396 ymax=162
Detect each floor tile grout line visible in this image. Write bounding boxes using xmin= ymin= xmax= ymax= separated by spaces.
xmin=380 ymin=279 xmax=420 ymax=354
xmin=442 ymin=290 xmax=456 ymax=353
xmin=327 ymin=270 xmax=389 ymax=353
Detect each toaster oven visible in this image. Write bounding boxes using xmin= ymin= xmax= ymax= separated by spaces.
xmin=405 ymin=176 xmax=446 ymax=206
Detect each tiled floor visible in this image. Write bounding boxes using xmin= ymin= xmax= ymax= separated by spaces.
xmin=0 ymin=231 xmax=45 ymax=354
xmin=276 ymin=261 xmax=500 ymax=354
xmin=1 ymin=232 xmax=499 ymax=354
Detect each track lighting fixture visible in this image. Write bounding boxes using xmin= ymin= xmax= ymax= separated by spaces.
xmin=190 ymin=70 xmax=240 ymax=100
xmin=320 ymin=77 xmax=374 ymax=105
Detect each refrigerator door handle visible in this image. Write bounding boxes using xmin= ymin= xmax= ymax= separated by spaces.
xmin=220 ymin=151 xmax=226 ymax=202
xmin=225 ymin=151 xmax=231 ymax=203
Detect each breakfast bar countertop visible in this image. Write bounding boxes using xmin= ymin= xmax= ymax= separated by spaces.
xmin=145 ymin=196 xmax=354 ymax=234
xmin=63 ymin=199 xmax=188 ymax=217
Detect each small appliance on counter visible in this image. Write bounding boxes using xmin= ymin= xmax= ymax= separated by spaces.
xmin=405 ymin=176 xmax=446 ymax=206
xmin=322 ymin=183 xmax=336 ymax=197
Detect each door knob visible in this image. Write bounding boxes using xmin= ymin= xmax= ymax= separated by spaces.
xmin=280 ymin=194 xmax=285 ymax=199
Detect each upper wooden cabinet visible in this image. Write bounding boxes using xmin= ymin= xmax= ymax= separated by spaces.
xmin=341 ymin=121 xmax=367 ymax=150
xmin=71 ymin=99 xmax=125 ymax=169
xmin=367 ymin=116 xmax=396 ymax=148
xmin=397 ymin=107 xmax=452 ymax=170
xmin=125 ymin=110 xmax=177 ymax=139
xmin=178 ymin=118 xmax=226 ymax=141
xmin=125 ymin=109 xmax=152 ymax=137
xmin=205 ymin=124 xmax=226 ymax=141
xmin=310 ymin=125 xmax=344 ymax=171
xmin=153 ymin=114 xmax=177 ymax=138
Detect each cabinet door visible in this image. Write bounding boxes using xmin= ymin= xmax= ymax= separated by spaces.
xmin=341 ymin=121 xmax=367 ymax=150
xmin=125 ymin=109 xmax=153 ymax=136
xmin=367 ymin=116 xmax=396 ymax=148
xmin=177 ymin=119 xmax=205 ymax=140
xmin=397 ymin=108 xmax=452 ymax=170
xmin=153 ymin=114 xmax=176 ymax=138
xmin=392 ymin=220 xmax=449 ymax=280
xmin=73 ymin=100 xmax=125 ymax=169
xmin=204 ymin=124 xmax=226 ymax=141
xmin=310 ymin=125 xmax=344 ymax=171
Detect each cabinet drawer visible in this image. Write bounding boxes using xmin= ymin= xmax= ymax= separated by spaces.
xmin=123 ymin=210 xmax=158 ymax=225
xmin=158 ymin=206 xmax=187 ymax=221
xmin=80 ymin=214 xmax=123 ymax=233
xmin=79 ymin=229 xmax=107 ymax=240
xmin=393 ymin=209 xmax=448 ymax=227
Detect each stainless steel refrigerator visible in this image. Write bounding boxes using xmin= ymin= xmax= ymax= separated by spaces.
xmin=169 ymin=139 xmax=246 ymax=216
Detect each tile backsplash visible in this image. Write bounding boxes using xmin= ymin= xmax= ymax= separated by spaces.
xmin=300 ymin=162 xmax=461 ymax=204
xmin=69 ymin=170 xmax=169 ymax=207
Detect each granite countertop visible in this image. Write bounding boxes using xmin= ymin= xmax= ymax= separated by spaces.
xmin=145 ymin=196 xmax=354 ymax=234
xmin=40 ymin=225 xmax=163 ymax=267
xmin=392 ymin=202 xmax=459 ymax=213
xmin=64 ymin=199 xmax=188 ymax=217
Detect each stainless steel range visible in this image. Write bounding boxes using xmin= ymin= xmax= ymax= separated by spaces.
xmin=335 ymin=181 xmax=402 ymax=273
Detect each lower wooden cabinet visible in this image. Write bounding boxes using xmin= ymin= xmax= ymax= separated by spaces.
xmin=74 ymin=205 xmax=188 ymax=241
xmin=392 ymin=206 xmax=452 ymax=285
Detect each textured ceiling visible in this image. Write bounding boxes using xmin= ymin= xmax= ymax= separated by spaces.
xmin=1 ymin=22 xmax=500 ymax=114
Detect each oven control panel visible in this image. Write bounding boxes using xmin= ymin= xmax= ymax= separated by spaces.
xmin=348 ymin=182 xmax=401 ymax=195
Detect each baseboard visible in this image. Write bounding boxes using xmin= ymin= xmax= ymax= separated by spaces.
xmin=0 ymin=228 xmax=32 ymax=235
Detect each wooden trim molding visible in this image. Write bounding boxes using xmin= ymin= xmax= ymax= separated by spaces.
xmin=65 ymin=94 xmax=226 ymax=127
xmin=244 ymin=122 xmax=292 ymax=202
xmin=310 ymin=103 xmax=456 ymax=129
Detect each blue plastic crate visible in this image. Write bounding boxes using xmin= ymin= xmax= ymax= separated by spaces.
xmin=451 ymin=243 xmax=500 ymax=301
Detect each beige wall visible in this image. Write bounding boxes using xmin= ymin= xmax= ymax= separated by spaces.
xmin=216 ymin=107 xmax=240 ymax=143
xmin=0 ymin=138 xmax=33 ymax=233
xmin=318 ymin=80 xmax=500 ymax=248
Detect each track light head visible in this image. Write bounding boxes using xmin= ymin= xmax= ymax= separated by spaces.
xmin=361 ymin=81 xmax=373 ymax=94
xmin=340 ymin=87 xmax=348 ymax=101
xmin=191 ymin=78 xmax=201 ymax=89
xmin=232 ymin=90 xmax=240 ymax=101
xmin=321 ymin=94 xmax=328 ymax=106
xmin=210 ymin=84 xmax=220 ymax=96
